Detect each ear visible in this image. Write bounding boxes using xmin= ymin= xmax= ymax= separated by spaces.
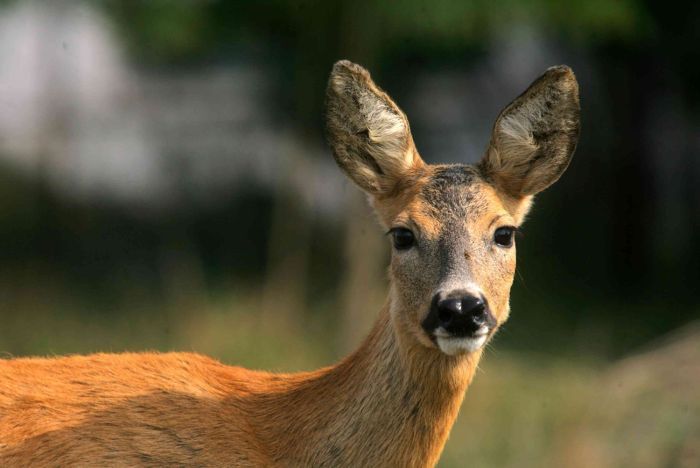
xmin=480 ymin=66 xmax=580 ymax=198
xmin=325 ymin=60 xmax=423 ymax=196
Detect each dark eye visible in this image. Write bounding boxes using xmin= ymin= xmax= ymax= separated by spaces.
xmin=494 ymin=226 xmax=515 ymax=247
xmin=390 ymin=228 xmax=415 ymax=250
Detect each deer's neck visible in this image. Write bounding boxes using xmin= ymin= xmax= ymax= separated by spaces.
xmin=250 ymin=305 xmax=482 ymax=467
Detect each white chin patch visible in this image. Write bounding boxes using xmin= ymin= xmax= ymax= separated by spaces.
xmin=436 ymin=334 xmax=488 ymax=356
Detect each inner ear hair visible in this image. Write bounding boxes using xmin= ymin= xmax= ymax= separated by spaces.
xmin=481 ymin=65 xmax=580 ymax=198
xmin=325 ymin=60 xmax=421 ymax=195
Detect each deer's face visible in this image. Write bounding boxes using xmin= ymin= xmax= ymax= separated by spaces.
xmin=326 ymin=61 xmax=579 ymax=356
xmin=373 ymin=166 xmax=530 ymax=355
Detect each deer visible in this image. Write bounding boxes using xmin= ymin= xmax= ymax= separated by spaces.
xmin=0 ymin=60 xmax=580 ymax=467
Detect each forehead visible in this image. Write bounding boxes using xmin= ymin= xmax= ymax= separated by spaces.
xmin=376 ymin=164 xmax=514 ymax=233
xmin=419 ymin=165 xmax=496 ymax=223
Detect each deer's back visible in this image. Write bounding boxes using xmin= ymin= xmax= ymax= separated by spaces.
xmin=0 ymin=352 xmax=272 ymax=466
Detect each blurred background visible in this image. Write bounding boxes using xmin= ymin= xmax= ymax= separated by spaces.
xmin=0 ymin=0 xmax=698 ymax=466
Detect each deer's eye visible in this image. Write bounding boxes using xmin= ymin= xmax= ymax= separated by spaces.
xmin=494 ymin=226 xmax=515 ymax=247
xmin=390 ymin=228 xmax=415 ymax=250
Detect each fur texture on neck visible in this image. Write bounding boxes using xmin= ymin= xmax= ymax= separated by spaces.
xmin=246 ymin=305 xmax=481 ymax=467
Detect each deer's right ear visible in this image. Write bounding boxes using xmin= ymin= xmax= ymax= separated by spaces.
xmin=325 ymin=60 xmax=422 ymax=196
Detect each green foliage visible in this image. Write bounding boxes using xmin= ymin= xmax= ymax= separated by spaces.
xmin=101 ymin=0 xmax=650 ymax=65
xmin=102 ymin=0 xmax=213 ymax=63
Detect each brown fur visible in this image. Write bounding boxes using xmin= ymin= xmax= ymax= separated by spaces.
xmin=0 ymin=61 xmax=580 ymax=466
xmin=1 ymin=311 xmax=476 ymax=467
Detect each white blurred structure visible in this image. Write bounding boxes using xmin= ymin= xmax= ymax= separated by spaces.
xmin=0 ymin=1 xmax=156 ymax=202
xmin=0 ymin=0 xmax=343 ymax=215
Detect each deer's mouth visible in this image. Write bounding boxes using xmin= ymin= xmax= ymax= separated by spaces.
xmin=430 ymin=325 xmax=492 ymax=355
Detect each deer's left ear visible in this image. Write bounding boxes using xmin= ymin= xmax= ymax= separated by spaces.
xmin=480 ymin=66 xmax=580 ymax=198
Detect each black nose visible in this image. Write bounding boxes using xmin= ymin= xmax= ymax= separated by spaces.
xmin=426 ymin=292 xmax=492 ymax=337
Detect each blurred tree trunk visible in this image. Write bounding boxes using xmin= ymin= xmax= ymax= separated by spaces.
xmin=261 ymin=149 xmax=312 ymax=331
xmin=159 ymin=229 xmax=207 ymax=343
xmin=600 ymin=47 xmax=658 ymax=295
xmin=338 ymin=190 xmax=387 ymax=353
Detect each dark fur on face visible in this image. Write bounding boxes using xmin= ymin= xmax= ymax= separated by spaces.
xmin=421 ymin=165 xmax=484 ymax=219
